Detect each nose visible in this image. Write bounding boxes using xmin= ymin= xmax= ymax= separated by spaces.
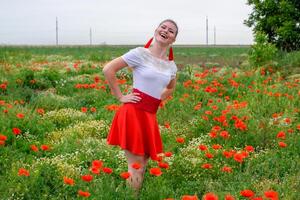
xmin=160 ymin=30 xmax=168 ymax=35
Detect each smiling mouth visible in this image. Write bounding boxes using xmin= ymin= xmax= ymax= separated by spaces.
xmin=160 ymin=33 xmax=168 ymax=39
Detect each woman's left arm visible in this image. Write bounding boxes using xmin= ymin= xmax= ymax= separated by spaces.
xmin=161 ymin=78 xmax=177 ymax=101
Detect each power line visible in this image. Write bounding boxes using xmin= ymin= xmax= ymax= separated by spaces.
xmin=90 ymin=27 xmax=92 ymax=45
xmin=214 ymin=26 xmax=216 ymax=45
xmin=56 ymin=17 xmax=58 ymax=45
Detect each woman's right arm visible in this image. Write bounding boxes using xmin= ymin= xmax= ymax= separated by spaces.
xmin=102 ymin=57 xmax=141 ymax=103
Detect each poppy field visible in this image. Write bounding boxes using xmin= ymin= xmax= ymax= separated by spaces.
xmin=0 ymin=46 xmax=299 ymax=200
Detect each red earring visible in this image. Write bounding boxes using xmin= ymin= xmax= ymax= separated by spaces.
xmin=168 ymin=47 xmax=174 ymax=61
xmin=144 ymin=37 xmax=153 ymax=48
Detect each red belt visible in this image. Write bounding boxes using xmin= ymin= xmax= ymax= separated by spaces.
xmin=125 ymin=88 xmax=161 ymax=113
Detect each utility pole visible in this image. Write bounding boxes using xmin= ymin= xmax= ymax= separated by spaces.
xmin=90 ymin=28 xmax=92 ymax=45
xmin=56 ymin=17 xmax=58 ymax=45
xmin=214 ymin=26 xmax=216 ymax=45
xmin=206 ymin=16 xmax=208 ymax=45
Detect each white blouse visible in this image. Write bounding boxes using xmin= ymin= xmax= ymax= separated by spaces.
xmin=121 ymin=47 xmax=177 ymax=99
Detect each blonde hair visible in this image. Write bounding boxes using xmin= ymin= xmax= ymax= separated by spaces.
xmin=158 ymin=19 xmax=179 ymax=37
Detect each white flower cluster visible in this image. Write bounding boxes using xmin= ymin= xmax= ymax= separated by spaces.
xmin=178 ymin=135 xmax=210 ymax=164
xmin=54 ymin=78 xmax=67 ymax=87
xmin=166 ymin=135 xmax=211 ymax=181
xmin=47 ymin=120 xmax=108 ymax=145
xmin=32 ymin=152 xmax=81 ymax=177
xmin=46 ymin=55 xmax=73 ymax=62
xmin=43 ymin=108 xmax=90 ymax=128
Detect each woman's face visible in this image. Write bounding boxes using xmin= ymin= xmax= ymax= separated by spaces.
xmin=154 ymin=21 xmax=177 ymax=46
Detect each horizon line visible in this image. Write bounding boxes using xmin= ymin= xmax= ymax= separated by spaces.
xmin=0 ymin=44 xmax=252 ymax=47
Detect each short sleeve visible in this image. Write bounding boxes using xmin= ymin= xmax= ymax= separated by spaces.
xmin=121 ymin=47 xmax=141 ymax=68
xmin=171 ymin=64 xmax=178 ymax=80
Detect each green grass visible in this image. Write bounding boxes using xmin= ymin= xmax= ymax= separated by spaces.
xmin=0 ymin=46 xmax=299 ymax=199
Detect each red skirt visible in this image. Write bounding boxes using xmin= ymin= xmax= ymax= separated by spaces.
xmin=107 ymin=103 xmax=163 ymax=161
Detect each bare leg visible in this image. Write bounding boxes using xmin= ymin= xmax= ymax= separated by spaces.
xmin=124 ymin=150 xmax=149 ymax=192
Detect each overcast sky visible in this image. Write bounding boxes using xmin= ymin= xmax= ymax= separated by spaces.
xmin=0 ymin=0 xmax=254 ymax=45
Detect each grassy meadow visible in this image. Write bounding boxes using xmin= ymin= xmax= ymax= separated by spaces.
xmin=0 ymin=46 xmax=299 ymax=200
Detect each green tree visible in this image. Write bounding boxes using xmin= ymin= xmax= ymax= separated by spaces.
xmin=245 ymin=0 xmax=300 ymax=52
xmin=249 ymin=32 xmax=277 ymax=66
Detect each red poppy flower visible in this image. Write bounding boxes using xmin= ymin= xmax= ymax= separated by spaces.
xmin=220 ymin=131 xmax=230 ymax=139
xmin=224 ymin=194 xmax=235 ymax=200
xmin=241 ymin=151 xmax=249 ymax=158
xmin=194 ymin=102 xmax=202 ymax=110
xmin=223 ymin=151 xmax=233 ymax=158
xmin=203 ymin=192 xmax=218 ymax=200
xmin=204 ymin=86 xmax=218 ymax=93
xmin=156 ymin=155 xmax=163 ymax=162
xmin=40 ymin=144 xmax=50 ymax=151
xmin=240 ymin=189 xmax=255 ymax=198
xmin=0 ymin=134 xmax=7 ymax=141
xmin=18 ymin=168 xmax=30 ymax=176
xmin=102 ymin=167 xmax=113 ymax=174
xmin=81 ymin=174 xmax=93 ymax=182
xmin=278 ymin=141 xmax=287 ymax=148
xmin=164 ymin=152 xmax=173 ymax=157
xmin=244 ymin=145 xmax=254 ymax=152
xmin=287 ymin=128 xmax=293 ymax=133
xmin=90 ymin=107 xmax=97 ymax=112
xmin=201 ymin=163 xmax=213 ymax=169
xmin=276 ymin=131 xmax=286 ymax=139
xmin=78 ymin=190 xmax=90 ymax=197
xmin=233 ymin=153 xmax=244 ymax=163
xmin=0 ymin=140 xmax=5 ymax=146
xmin=209 ymin=132 xmax=218 ymax=138
xmin=81 ymin=107 xmax=88 ymax=113
xmin=181 ymin=195 xmax=198 ymax=200
xmin=205 ymin=110 xmax=214 ymax=115
xmin=63 ymin=177 xmax=75 ymax=185
xmin=158 ymin=162 xmax=169 ymax=169
xmin=117 ymin=79 xmax=126 ymax=84
xmin=94 ymin=76 xmax=101 ymax=83
xmin=131 ymin=162 xmax=141 ymax=170
xmin=36 ymin=108 xmax=45 ymax=115
xmin=205 ymin=153 xmax=214 ymax=159
xmin=30 ymin=145 xmax=39 ymax=152
xmin=12 ymin=128 xmax=21 ymax=135
xmin=234 ymin=119 xmax=247 ymax=130
xmin=222 ymin=166 xmax=232 ymax=173
xmin=199 ymin=144 xmax=208 ymax=151
xmin=264 ymin=190 xmax=278 ymax=199
xmin=164 ymin=122 xmax=171 ymax=129
xmin=149 ymin=167 xmax=162 ymax=176
xmin=92 ymin=160 xmax=103 ymax=169
xmin=212 ymin=144 xmax=222 ymax=150
xmin=211 ymin=105 xmax=218 ymax=110
xmin=284 ymin=118 xmax=291 ymax=124
xmin=120 ymin=172 xmax=131 ymax=179
xmin=202 ymin=115 xmax=209 ymax=121
xmin=90 ymin=167 xmax=100 ymax=174
xmin=105 ymin=104 xmax=120 ymax=111
xmin=16 ymin=113 xmax=25 ymax=119
xmin=176 ymin=137 xmax=185 ymax=144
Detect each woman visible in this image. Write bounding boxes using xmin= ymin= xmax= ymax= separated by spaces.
xmin=103 ymin=19 xmax=178 ymax=192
